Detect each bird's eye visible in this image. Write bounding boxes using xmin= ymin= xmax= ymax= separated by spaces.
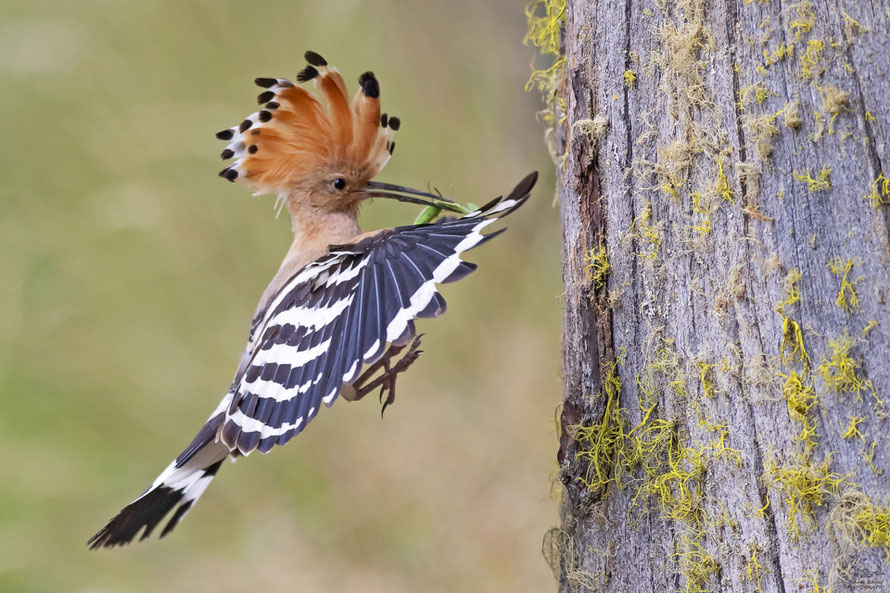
xmin=332 ymin=177 xmax=347 ymax=191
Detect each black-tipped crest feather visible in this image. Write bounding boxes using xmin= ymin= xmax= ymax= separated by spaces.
xmin=296 ymin=65 xmax=319 ymax=82
xmin=304 ymin=50 xmax=328 ymax=67
xmin=358 ymin=71 xmax=380 ymax=98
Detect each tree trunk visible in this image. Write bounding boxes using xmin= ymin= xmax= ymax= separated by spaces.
xmin=550 ymin=0 xmax=890 ymax=592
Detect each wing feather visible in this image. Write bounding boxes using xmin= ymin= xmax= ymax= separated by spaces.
xmin=218 ymin=172 xmax=535 ymax=456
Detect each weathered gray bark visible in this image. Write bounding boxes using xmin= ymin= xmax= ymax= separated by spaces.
xmin=552 ymin=0 xmax=890 ymax=592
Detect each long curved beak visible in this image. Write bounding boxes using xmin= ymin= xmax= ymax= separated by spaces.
xmin=364 ymin=181 xmax=465 ymax=213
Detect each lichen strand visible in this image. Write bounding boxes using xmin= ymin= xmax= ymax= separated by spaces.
xmin=574 ymin=361 xmax=628 ymax=494
xmin=674 ymin=535 xmax=719 ymax=593
xmin=624 ymin=69 xmax=637 ymax=87
xmin=626 ymin=201 xmax=662 ymax=260
xmin=793 ymin=167 xmax=831 ymax=192
xmin=744 ymin=544 xmax=769 ymax=593
xmin=826 ymin=258 xmax=863 ymax=314
xmin=584 ymin=245 xmax=611 ymax=290
xmin=524 ymin=0 xmax=567 ymax=131
xmin=788 ymin=2 xmax=815 ymax=42
xmin=865 ymin=172 xmax=890 ymax=208
xmin=698 ymin=361 xmax=716 ymax=399
xmin=776 ymin=269 xmax=802 ymax=315
xmin=780 ymin=370 xmax=819 ymax=455
xmin=799 ymin=39 xmax=825 ymax=79
xmin=768 ymin=454 xmax=851 ymax=538
xmin=781 ymin=316 xmax=812 ymax=367
xmin=800 ymin=570 xmax=834 ymax=593
xmin=816 ymin=332 xmax=875 ymax=402
xmin=829 ymin=490 xmax=890 ymax=562
xmin=840 ymin=415 xmax=865 ymax=441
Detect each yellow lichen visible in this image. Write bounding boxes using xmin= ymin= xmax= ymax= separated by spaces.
xmin=842 ymin=11 xmax=869 ymax=36
xmin=738 ymin=82 xmax=774 ymax=108
xmin=714 ymin=157 xmax=734 ymax=203
xmin=841 ymin=415 xmax=865 ymax=440
xmin=769 ymin=454 xmax=852 ymax=538
xmin=575 ymin=368 xmax=627 ymax=493
xmin=799 ymin=39 xmax=825 ymax=79
xmin=800 ymin=570 xmax=834 ymax=593
xmin=698 ymin=362 xmax=716 ymax=399
xmin=776 ymin=269 xmax=802 ymax=315
xmin=829 ymin=490 xmax=890 ymax=562
xmin=744 ymin=544 xmax=769 ymax=593
xmin=524 ymin=0 xmax=567 ymax=126
xmin=864 ymin=441 xmax=882 ymax=475
xmin=789 ymin=2 xmax=815 ymax=42
xmin=674 ymin=535 xmax=718 ymax=593
xmin=781 ymin=370 xmax=818 ymax=454
xmin=763 ymin=43 xmax=794 ymax=66
xmin=850 ymin=501 xmax=890 ymax=559
xmin=690 ymin=192 xmax=712 ymax=238
xmin=793 ymin=167 xmax=831 ymax=192
xmin=696 ymin=410 xmax=742 ymax=467
xmin=584 ymin=245 xmax=611 ymax=290
xmin=575 ymin=353 xmax=730 ymax=536
xmin=865 ymin=172 xmax=890 ymax=208
xmin=816 ymin=333 xmax=872 ymax=401
xmin=627 ymin=201 xmax=661 ymax=260
xmin=647 ymin=346 xmax=688 ymax=398
xmin=524 ymin=0 xmax=566 ymax=72
xmin=633 ymin=426 xmax=707 ymax=525
xmin=624 ymin=69 xmax=637 ymax=87
xmin=754 ymin=492 xmax=771 ymax=518
xmin=826 ymin=258 xmax=862 ymax=314
xmin=781 ymin=316 xmax=812 ymax=367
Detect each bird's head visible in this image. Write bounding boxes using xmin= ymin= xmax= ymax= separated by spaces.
xmin=217 ymin=51 xmax=448 ymax=215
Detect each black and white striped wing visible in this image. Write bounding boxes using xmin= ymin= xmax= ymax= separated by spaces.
xmin=218 ymin=173 xmax=535 ymax=456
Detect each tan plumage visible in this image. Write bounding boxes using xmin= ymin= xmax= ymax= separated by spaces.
xmin=219 ymin=52 xmax=395 ymax=205
xmin=214 ymin=52 xmax=407 ymax=314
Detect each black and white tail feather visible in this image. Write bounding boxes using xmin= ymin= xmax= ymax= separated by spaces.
xmin=87 ymin=172 xmax=537 ymax=549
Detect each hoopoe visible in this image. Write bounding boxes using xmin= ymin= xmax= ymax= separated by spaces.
xmin=88 ymin=51 xmax=536 ymax=549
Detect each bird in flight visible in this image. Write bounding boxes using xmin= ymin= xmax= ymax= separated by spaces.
xmin=88 ymin=51 xmax=537 ymax=549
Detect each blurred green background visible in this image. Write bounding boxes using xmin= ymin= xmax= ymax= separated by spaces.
xmin=0 ymin=1 xmax=561 ymax=591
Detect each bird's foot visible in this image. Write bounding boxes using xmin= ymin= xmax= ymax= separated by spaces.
xmin=347 ymin=335 xmax=423 ymax=416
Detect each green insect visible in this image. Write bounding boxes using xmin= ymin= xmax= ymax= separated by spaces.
xmin=413 ymin=200 xmax=479 ymax=224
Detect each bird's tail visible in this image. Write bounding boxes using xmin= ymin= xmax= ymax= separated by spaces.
xmin=88 ymin=415 xmax=229 ymax=549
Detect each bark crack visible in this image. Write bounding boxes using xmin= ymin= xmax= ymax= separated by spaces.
xmin=841 ymin=27 xmax=889 ymax=235
xmin=725 ymin=2 xmax=788 ymax=591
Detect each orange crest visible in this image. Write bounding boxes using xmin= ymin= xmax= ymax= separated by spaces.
xmin=217 ymin=51 xmax=400 ymax=194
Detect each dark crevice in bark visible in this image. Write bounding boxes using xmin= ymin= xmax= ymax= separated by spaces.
xmin=770 ymin=0 xmax=812 ymax=282
xmin=620 ymin=0 xmax=641 ymax=425
xmin=745 ymin=376 xmax=790 ymax=593
xmin=737 ymin=298 xmax=791 ymax=593
xmin=843 ymin=44 xmax=888 ymax=237
xmin=725 ymin=0 xmax=750 ymax=202
xmin=846 ymin=57 xmax=883 ymax=177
